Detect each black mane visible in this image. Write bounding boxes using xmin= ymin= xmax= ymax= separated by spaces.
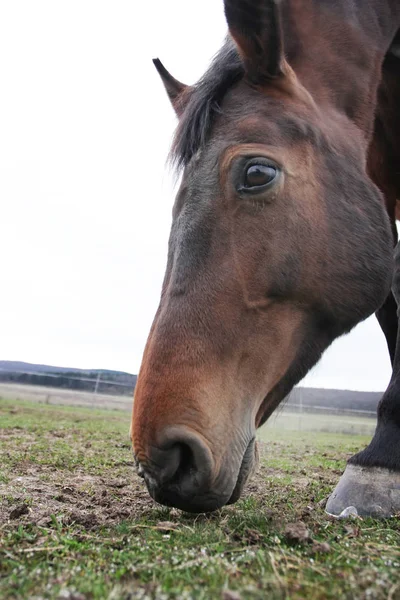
xmin=171 ymin=39 xmax=244 ymax=169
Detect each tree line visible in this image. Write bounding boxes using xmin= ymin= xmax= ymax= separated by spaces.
xmin=0 ymin=370 xmax=137 ymax=396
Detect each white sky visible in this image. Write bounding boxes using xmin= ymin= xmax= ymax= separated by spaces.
xmin=0 ymin=1 xmax=393 ymax=391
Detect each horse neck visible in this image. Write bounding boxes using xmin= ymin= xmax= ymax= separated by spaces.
xmin=282 ymin=0 xmax=400 ymax=142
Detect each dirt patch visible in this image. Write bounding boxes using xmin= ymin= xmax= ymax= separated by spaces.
xmin=0 ymin=442 xmax=331 ymax=533
xmin=284 ymin=521 xmax=311 ymax=544
xmin=9 ymin=503 xmax=30 ymax=519
xmin=0 ymin=468 xmax=156 ymax=530
xmin=0 ymin=413 xmax=343 ymax=539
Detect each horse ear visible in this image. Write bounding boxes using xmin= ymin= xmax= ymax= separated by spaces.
xmin=224 ymin=0 xmax=285 ymax=84
xmin=153 ymin=58 xmax=190 ymax=117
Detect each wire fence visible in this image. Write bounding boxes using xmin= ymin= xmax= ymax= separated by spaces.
xmin=0 ymin=369 xmax=378 ymax=434
xmin=0 ymin=368 xmax=135 ymax=411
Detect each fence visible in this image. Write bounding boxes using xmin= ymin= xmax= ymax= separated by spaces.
xmin=0 ymin=369 xmax=378 ymax=434
xmin=0 ymin=368 xmax=135 ymax=411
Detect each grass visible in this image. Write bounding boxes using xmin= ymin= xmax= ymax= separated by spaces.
xmin=261 ymin=410 xmax=376 ymax=436
xmin=1 ymin=397 xmax=400 ymax=600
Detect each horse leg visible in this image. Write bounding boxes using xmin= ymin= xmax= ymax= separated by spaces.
xmin=326 ymin=242 xmax=400 ymax=516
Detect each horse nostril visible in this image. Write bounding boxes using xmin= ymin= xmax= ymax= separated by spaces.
xmin=141 ymin=427 xmax=213 ymax=498
xmin=167 ymin=441 xmax=198 ymax=487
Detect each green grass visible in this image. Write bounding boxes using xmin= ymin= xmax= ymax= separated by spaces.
xmin=260 ymin=410 xmax=376 ymax=436
xmin=1 ymin=397 xmax=400 ymax=600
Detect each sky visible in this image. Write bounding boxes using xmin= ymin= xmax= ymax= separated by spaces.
xmin=0 ymin=0 xmax=393 ymax=391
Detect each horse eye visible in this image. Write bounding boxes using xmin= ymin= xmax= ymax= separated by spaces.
xmin=244 ymin=164 xmax=277 ymax=188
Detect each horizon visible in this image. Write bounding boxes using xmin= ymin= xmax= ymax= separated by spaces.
xmin=0 ymin=358 xmax=385 ymax=393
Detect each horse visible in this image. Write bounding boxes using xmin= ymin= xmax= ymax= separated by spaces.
xmin=131 ymin=0 xmax=400 ymax=516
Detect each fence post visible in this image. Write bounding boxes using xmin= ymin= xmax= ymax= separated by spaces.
xmin=94 ymin=372 xmax=101 ymax=400
xmin=299 ymin=389 xmax=303 ymax=431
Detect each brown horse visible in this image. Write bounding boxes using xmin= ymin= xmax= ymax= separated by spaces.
xmin=132 ymin=0 xmax=400 ymax=516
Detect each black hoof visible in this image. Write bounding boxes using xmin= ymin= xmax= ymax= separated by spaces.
xmin=326 ymin=464 xmax=400 ymax=518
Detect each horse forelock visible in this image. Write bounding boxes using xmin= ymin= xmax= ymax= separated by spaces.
xmin=170 ymin=39 xmax=243 ymax=170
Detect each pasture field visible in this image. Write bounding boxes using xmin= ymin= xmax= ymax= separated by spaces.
xmin=261 ymin=411 xmax=376 ymax=437
xmin=0 ymin=382 xmax=377 ymax=436
xmin=1 ymin=398 xmax=399 ymax=600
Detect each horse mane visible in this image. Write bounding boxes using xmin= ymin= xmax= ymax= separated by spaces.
xmin=171 ymin=39 xmax=244 ymax=169
xmin=170 ymin=37 xmax=328 ymax=170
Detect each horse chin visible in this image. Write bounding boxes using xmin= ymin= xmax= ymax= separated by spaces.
xmin=227 ymin=437 xmax=258 ymax=505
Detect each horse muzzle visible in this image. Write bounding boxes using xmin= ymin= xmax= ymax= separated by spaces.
xmin=134 ymin=426 xmax=256 ymax=513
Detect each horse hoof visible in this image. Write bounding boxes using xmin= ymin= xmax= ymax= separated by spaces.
xmin=325 ymin=464 xmax=400 ymax=518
